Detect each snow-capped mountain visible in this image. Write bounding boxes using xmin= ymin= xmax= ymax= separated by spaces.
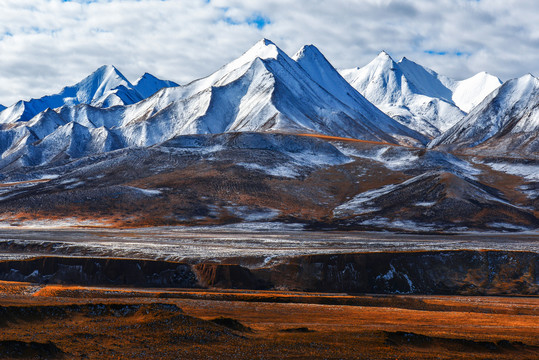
xmin=340 ymin=52 xmax=502 ymax=138
xmin=0 ymin=104 xmax=5 ymax=112
xmin=0 ymin=40 xmax=537 ymax=232
xmin=0 ymin=65 xmax=178 ymax=124
xmin=124 ymin=39 xmax=424 ymax=146
xmin=430 ymin=74 xmax=539 ymax=157
xmin=0 ymin=39 xmax=430 ymax=170
xmin=133 ymin=73 xmax=179 ymax=98
xmin=450 ymin=71 xmax=505 ymax=113
xmin=291 ymin=44 xmax=425 ymax=143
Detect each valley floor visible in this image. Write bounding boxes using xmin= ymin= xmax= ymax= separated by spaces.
xmin=0 ymin=228 xmax=538 ymax=359
xmin=0 ymin=226 xmax=538 ymax=261
xmin=0 ymin=283 xmax=538 ymax=359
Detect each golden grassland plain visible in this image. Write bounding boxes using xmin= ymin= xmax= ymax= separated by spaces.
xmin=0 ymin=281 xmax=538 ymax=359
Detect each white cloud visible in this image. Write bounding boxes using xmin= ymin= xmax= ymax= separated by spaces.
xmin=0 ymin=0 xmax=538 ymax=105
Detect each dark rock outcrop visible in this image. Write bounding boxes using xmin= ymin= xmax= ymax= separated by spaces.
xmin=0 ymin=257 xmax=198 ymax=288
xmin=193 ymin=263 xmax=270 ymax=290
xmin=0 ymin=250 xmax=537 ymax=295
xmin=254 ymin=250 xmax=539 ymax=295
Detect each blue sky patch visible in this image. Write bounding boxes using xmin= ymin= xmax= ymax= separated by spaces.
xmin=247 ymin=14 xmax=271 ymax=29
xmin=219 ymin=8 xmax=270 ymax=29
xmin=424 ymin=50 xmax=471 ymax=57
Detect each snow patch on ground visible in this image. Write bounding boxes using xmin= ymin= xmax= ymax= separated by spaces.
xmin=64 ymin=181 xmax=85 ymax=189
xmin=236 ymin=163 xmax=299 ymax=178
xmin=414 ymin=201 xmax=437 ymax=207
xmin=236 ymin=143 xmax=351 ymax=179
xmin=60 ymin=178 xmax=79 ymax=185
xmin=177 ymin=222 xmax=306 ymax=232
xmin=518 ymin=184 xmax=538 ymax=199
xmin=335 ymin=145 xmax=419 ymax=170
xmin=224 ymin=206 xmax=280 ymax=221
xmin=125 ymin=186 xmax=162 ymax=196
xmin=486 ymin=223 xmax=531 ymax=231
xmin=334 ymin=184 xmax=397 ymax=216
xmin=38 ymin=174 xmax=60 ymax=180
xmin=358 ymin=217 xmax=440 ymax=232
xmin=0 ymin=218 xmax=107 ymax=228
xmin=335 ymin=144 xmax=480 ymax=178
xmin=481 ymin=162 xmax=539 ymax=181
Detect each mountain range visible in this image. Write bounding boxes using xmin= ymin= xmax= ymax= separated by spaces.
xmin=0 ymin=39 xmax=536 ymax=232
xmin=340 ymin=51 xmax=502 ymax=138
xmin=0 ymin=65 xmax=178 ymax=125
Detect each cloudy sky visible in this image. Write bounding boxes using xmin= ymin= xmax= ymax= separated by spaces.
xmin=0 ymin=0 xmax=537 ymax=106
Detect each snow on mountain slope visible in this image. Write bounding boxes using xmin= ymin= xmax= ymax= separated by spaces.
xmin=162 ymin=132 xmax=351 ymax=179
xmin=292 ymin=45 xmax=426 ymax=144
xmin=0 ymin=65 xmax=134 ymax=124
xmin=395 ymin=57 xmax=455 ymax=101
xmin=0 ymin=117 xmax=126 ymax=170
xmin=133 ymin=73 xmax=179 ymax=98
xmin=340 ymin=52 xmax=463 ymax=138
xmin=26 ymin=108 xmax=68 ymax=140
xmin=0 ymin=65 xmax=178 ymax=124
xmin=292 ymin=45 xmax=370 ymax=108
xmin=0 ymin=39 xmax=427 ymax=169
xmin=451 ymin=72 xmax=503 ymax=112
xmin=333 ymin=170 xmax=537 ymax=231
xmin=117 ymin=39 xmax=425 ymax=147
xmin=430 ymin=74 xmax=539 ymax=157
xmin=340 ymin=53 xmax=501 ymax=138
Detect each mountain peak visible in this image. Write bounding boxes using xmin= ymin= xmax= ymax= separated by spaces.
xmin=398 ymin=56 xmax=411 ymax=63
xmin=221 ymin=38 xmax=287 ymax=75
xmin=296 ymin=44 xmax=320 ymax=54
xmin=292 ymin=44 xmax=326 ymax=62
xmin=139 ymin=72 xmax=155 ymax=79
xmin=133 ymin=72 xmax=179 ymax=98
xmin=133 ymin=72 xmax=159 ymax=86
xmin=520 ymin=73 xmax=538 ymax=82
xmin=369 ymin=51 xmax=397 ymax=68
xmin=500 ymin=73 xmax=539 ymax=93
xmin=451 ymin=71 xmax=502 ymax=113
xmin=245 ymin=38 xmax=281 ymax=59
xmin=377 ymin=50 xmax=393 ymax=59
xmin=258 ymin=38 xmax=275 ymax=46
xmin=397 ymin=56 xmax=430 ymax=72
xmin=340 ymin=52 xmax=467 ymax=137
xmin=504 ymin=73 xmax=539 ymax=94
xmin=0 ymin=64 xmax=136 ymax=124
xmin=466 ymin=71 xmax=500 ymax=81
xmin=292 ymin=42 xmax=349 ymax=95
xmin=96 ymin=64 xmax=119 ymax=72
xmin=86 ymin=65 xmax=129 ymax=84
xmin=70 ymin=65 xmax=132 ymax=106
